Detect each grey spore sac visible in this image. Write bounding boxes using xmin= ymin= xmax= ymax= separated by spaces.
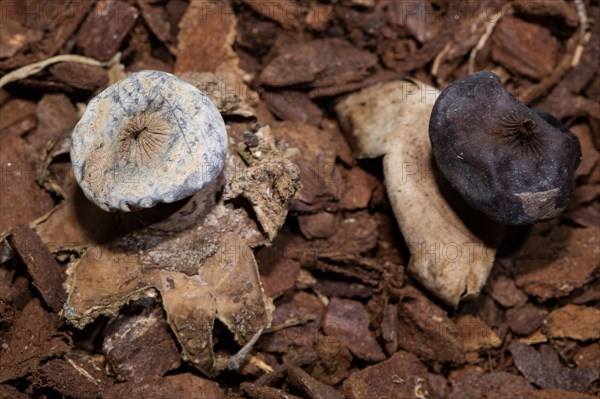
xmin=71 ymin=70 xmax=228 ymax=212
xmin=429 ymin=71 xmax=581 ymax=225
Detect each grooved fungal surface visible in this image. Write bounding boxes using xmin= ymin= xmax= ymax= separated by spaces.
xmin=71 ymin=70 xmax=228 ymax=212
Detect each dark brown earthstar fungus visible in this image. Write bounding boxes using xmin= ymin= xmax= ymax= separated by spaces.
xmin=429 ymin=72 xmax=582 ymax=225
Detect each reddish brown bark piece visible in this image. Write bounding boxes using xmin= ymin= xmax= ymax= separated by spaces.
xmin=531 ymin=390 xmax=597 ymax=399
xmin=258 ymin=292 xmax=323 ymax=353
xmin=448 ymin=371 xmax=536 ymax=399
xmin=513 ymin=0 xmax=579 ymax=30
xmin=505 ymin=305 xmax=548 ymax=336
xmin=236 ymin=11 xmax=278 ymax=55
xmin=565 ymin=205 xmax=600 ymax=229
xmin=456 ymin=315 xmax=502 ymax=352
xmin=328 ymin=211 xmax=378 ymax=255
xmin=260 ymin=38 xmax=377 ymax=89
xmin=396 ymin=287 xmax=465 ymax=364
xmin=0 ymin=298 xmax=69 ymax=383
xmin=0 ymin=1 xmax=91 ymax=70
xmin=340 ymin=167 xmax=377 ymax=211
xmin=547 ymin=304 xmax=600 ymax=341
xmin=509 ymin=342 xmax=599 ymax=391
xmin=240 ymin=383 xmax=302 ymax=399
xmin=239 ymin=0 xmax=303 ymax=29
xmin=0 ymin=135 xmax=55 ymax=233
xmin=109 ymin=373 xmax=224 ymax=399
xmin=488 ymin=276 xmax=528 ymax=308
xmin=298 ymin=212 xmax=339 ymax=240
xmin=8 ymin=225 xmax=64 ymax=312
xmin=287 ymin=366 xmax=344 ymax=399
xmin=175 ymin=0 xmax=236 ymax=76
xmin=323 ymin=297 xmax=385 ymax=362
xmin=0 ymin=98 xmax=37 ymax=135
xmin=574 ymin=343 xmax=600 ymax=370
xmin=256 ymin=230 xmax=301 ymax=299
xmin=49 ymin=63 xmax=108 ymax=92
xmin=492 ymin=18 xmax=558 ymax=81
xmin=137 ymin=0 xmax=172 ymax=43
xmin=26 ymin=93 xmax=78 ymax=152
xmin=0 ymin=19 xmax=42 ymax=59
xmin=570 ymin=124 xmax=600 ymax=178
xmin=381 ymin=303 xmax=399 ymax=354
xmin=261 ymin=90 xmax=323 ymax=125
xmin=103 ymin=308 xmax=181 ymax=382
xmin=76 ymin=0 xmax=139 ymax=61
xmin=313 ymin=278 xmax=372 ymax=299
xmin=34 ymin=356 xmax=112 ymax=399
xmin=271 ymin=121 xmax=344 ymax=213
xmin=259 ymin=257 xmax=300 ymax=299
xmin=389 ymin=0 xmax=444 ymax=43
xmin=567 ymin=184 xmax=600 ymax=211
xmin=343 ymin=351 xmax=431 ymax=399
xmin=311 ymin=335 xmax=353 ymax=386
xmin=0 ymin=384 xmax=28 ymax=399
xmin=515 ymin=225 xmax=600 ymax=300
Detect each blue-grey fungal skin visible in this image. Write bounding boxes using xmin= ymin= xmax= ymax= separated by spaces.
xmin=71 ymin=71 xmax=228 ymax=212
xmin=429 ymin=71 xmax=581 ymax=225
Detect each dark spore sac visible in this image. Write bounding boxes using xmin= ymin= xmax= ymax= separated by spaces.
xmin=429 ymin=71 xmax=581 ymax=225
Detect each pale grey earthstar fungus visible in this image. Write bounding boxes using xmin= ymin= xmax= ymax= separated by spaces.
xmin=71 ymin=70 xmax=228 ymax=212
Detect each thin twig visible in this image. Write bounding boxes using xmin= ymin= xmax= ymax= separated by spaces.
xmin=468 ymin=2 xmax=513 ymax=75
xmin=0 ymin=53 xmax=121 ymax=88
xmin=431 ymin=42 xmax=451 ymax=83
xmin=263 ymin=313 xmax=318 ymax=334
xmin=247 ymin=354 xmax=274 ymax=373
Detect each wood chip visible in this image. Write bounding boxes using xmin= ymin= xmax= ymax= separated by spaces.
xmin=456 ymin=315 xmax=502 ymax=351
xmin=343 ymin=351 xmax=432 ymax=399
xmin=8 ymin=226 xmax=64 ymax=313
xmin=547 ymin=304 xmax=600 ymax=341
xmin=0 ymin=135 xmax=55 ymax=233
xmin=76 ymin=1 xmax=138 ymax=61
xmin=509 ymin=342 xmax=598 ymax=391
xmin=323 ymin=297 xmax=385 ymax=362
xmin=515 ymin=225 xmax=600 ymax=300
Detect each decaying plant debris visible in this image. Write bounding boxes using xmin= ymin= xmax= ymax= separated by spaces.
xmin=1 ymin=0 xmax=599 ymax=398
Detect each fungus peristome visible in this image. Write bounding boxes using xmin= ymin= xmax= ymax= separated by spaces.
xmin=71 ymin=70 xmax=228 ymax=212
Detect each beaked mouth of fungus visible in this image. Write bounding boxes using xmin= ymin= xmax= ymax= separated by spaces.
xmin=492 ymin=111 xmax=546 ymax=157
xmin=118 ymin=112 xmax=170 ymax=165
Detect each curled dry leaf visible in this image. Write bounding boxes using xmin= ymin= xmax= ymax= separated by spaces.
xmin=335 ymin=79 xmax=505 ymax=306
xmin=33 ymin=125 xmax=300 ymax=377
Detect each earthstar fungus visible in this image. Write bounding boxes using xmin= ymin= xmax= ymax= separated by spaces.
xmin=71 ymin=70 xmax=228 ymax=212
xmin=336 ymin=80 xmax=504 ymax=306
xmin=429 ymin=71 xmax=582 ymax=225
